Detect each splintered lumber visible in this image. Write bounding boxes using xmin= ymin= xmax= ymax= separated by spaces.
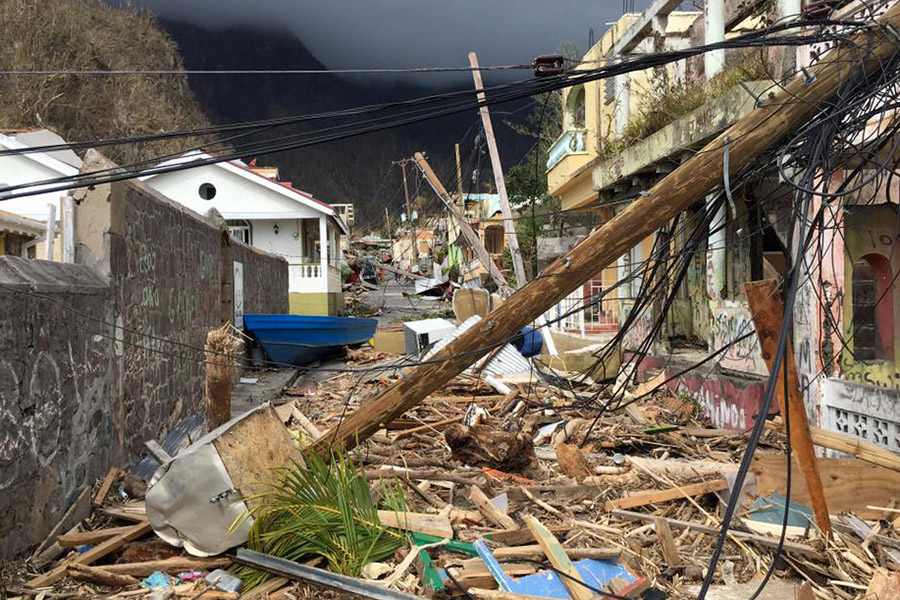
xmin=611 ymin=510 xmax=820 ymax=557
xmin=449 ymin=563 xmax=538 ymax=590
xmin=745 ymin=280 xmax=832 ymax=537
xmin=312 ymin=3 xmax=900 ymax=455
xmin=604 ymin=478 xmax=730 ymax=511
xmin=25 ymin=521 xmax=151 ymax=589
xmin=240 ymin=577 xmax=290 ymax=599
xmin=377 ymin=510 xmax=453 ymax=538
xmin=654 ymin=517 xmax=682 ymax=569
xmin=770 ymin=415 xmax=900 ymax=474
xmin=461 ymin=545 xmax=619 ymax=564
xmin=485 ymin=524 xmax=571 ymax=546
xmin=144 ymin=439 xmax=172 ymax=463
xmin=58 ymin=525 xmax=135 ymax=547
xmin=524 ymin=515 xmax=593 ymax=600
xmin=100 ymin=557 xmax=233 ymax=577
xmin=66 ymin=563 xmax=140 ymax=587
xmin=366 ymin=467 xmax=484 ymax=487
xmin=556 ymin=443 xmax=593 ymax=482
xmin=393 ymin=415 xmax=464 ymax=440
xmin=30 ymin=486 xmax=91 ymax=564
xmin=469 ymin=486 xmax=517 ymax=529
xmin=93 ymin=467 xmax=119 ymax=507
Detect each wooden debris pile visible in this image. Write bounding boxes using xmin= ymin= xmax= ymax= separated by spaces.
xmin=11 ymin=347 xmax=900 ymax=600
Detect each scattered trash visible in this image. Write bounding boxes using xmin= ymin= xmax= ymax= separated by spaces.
xmin=140 ymin=570 xmax=181 ymax=588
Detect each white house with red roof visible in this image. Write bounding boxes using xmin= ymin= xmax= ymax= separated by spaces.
xmin=142 ymin=151 xmax=348 ymax=316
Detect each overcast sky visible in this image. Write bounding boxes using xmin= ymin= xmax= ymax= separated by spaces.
xmin=133 ymin=0 xmax=652 ymax=76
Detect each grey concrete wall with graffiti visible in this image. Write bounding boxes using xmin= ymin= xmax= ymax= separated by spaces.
xmin=0 ymin=173 xmax=287 ymax=558
xmin=0 ymin=259 xmax=114 ymax=557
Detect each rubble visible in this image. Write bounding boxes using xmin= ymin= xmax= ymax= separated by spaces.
xmin=8 ymin=345 xmax=900 ymax=600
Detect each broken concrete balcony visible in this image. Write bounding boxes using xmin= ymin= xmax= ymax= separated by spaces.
xmin=562 ymin=81 xmax=774 ymax=212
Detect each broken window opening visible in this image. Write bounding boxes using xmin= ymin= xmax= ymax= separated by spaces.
xmin=852 ymin=253 xmax=894 ymax=362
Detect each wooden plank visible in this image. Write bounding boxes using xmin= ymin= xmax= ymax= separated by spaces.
xmin=312 ymin=6 xmax=900 ymax=456
xmin=604 ymin=478 xmax=730 ymax=511
xmin=377 ymin=510 xmax=453 ymax=539
xmin=752 ymin=453 xmax=900 ymax=520
xmin=461 ymin=545 xmax=619 ymax=566
xmin=58 ymin=525 xmax=135 ymax=548
xmin=25 ymin=521 xmax=152 ymax=589
xmin=393 ymin=415 xmax=464 ymax=440
xmin=485 ymin=525 xmax=570 ymax=546
xmin=100 ymin=506 xmax=147 ymax=523
xmin=611 ymin=509 xmax=820 ymax=557
xmin=654 ymin=517 xmax=682 ymax=569
xmin=66 ymin=563 xmax=140 ymax=587
xmin=102 ymin=557 xmax=232 ymax=577
xmin=93 ymin=467 xmax=119 ymax=507
xmin=30 ymin=486 xmax=91 ymax=562
xmin=144 ymin=439 xmax=172 ymax=463
xmin=524 ymin=515 xmax=593 ymax=600
xmin=744 ymin=280 xmax=832 ymax=537
xmin=240 ymin=577 xmax=290 ymax=599
xmin=770 ymin=415 xmax=900 ymax=474
xmin=469 ymin=486 xmax=516 ymax=529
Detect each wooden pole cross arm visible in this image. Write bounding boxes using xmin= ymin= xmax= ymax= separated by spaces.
xmin=314 ymin=5 xmax=900 ymax=455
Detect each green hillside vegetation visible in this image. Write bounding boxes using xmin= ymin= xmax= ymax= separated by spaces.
xmin=0 ymin=0 xmax=209 ymax=165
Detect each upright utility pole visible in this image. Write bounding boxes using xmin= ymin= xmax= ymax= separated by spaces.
xmin=469 ymin=51 xmax=528 ymax=288
xmin=313 ymin=2 xmax=900 ymax=455
xmin=399 ymin=160 xmax=418 ymax=266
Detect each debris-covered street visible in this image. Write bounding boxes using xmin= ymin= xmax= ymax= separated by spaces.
xmin=7 ymin=1 xmax=900 ymax=599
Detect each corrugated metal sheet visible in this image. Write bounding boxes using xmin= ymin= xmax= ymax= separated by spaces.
xmin=425 ymin=315 xmax=532 ymax=376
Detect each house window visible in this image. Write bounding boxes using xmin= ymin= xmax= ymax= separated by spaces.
xmin=566 ymin=85 xmax=586 ymax=129
xmin=227 ymin=220 xmax=252 ymax=245
xmin=199 ymin=183 xmax=217 ymax=200
xmin=852 ymin=253 xmax=894 ymax=361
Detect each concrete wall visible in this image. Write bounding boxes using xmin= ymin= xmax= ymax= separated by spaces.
xmin=0 ymin=155 xmax=288 ymax=558
xmin=0 ymin=258 xmax=114 ymax=558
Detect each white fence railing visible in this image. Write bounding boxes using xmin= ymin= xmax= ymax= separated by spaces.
xmin=543 ymin=281 xmax=619 ymax=336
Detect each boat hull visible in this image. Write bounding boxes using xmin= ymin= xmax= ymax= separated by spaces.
xmin=243 ymin=314 xmax=378 ymax=366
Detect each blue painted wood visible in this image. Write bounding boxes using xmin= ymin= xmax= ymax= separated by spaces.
xmin=243 ymin=314 xmax=378 ymax=366
xmin=473 ymin=540 xmax=635 ymax=599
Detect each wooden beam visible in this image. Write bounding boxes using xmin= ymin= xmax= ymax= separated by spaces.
xmin=26 ymin=521 xmax=151 ymax=589
xmin=100 ymin=557 xmax=232 ymax=577
xmin=770 ymin=415 xmax=900 ymax=474
xmin=58 ymin=525 xmax=135 ymax=548
xmin=744 ymin=279 xmax=832 ymax=538
xmin=313 ymin=6 xmax=900 ymax=456
xmin=469 ymin=51 xmax=527 ymax=288
xmin=654 ymin=517 xmax=682 ymax=569
xmin=524 ymin=515 xmax=593 ymax=600
xmin=414 ymin=152 xmax=510 ymax=292
xmin=611 ymin=509 xmax=821 ymax=557
xmin=93 ymin=467 xmax=118 ymax=507
xmin=604 ymin=478 xmax=730 ymax=511
xmin=469 ymin=486 xmax=517 ymax=529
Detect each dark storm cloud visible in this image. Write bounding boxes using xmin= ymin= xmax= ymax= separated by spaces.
xmin=132 ymin=0 xmax=648 ymax=74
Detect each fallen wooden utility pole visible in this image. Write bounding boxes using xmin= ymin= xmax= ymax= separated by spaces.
xmin=414 ymin=152 xmax=510 ymax=293
xmin=744 ymin=280 xmax=832 ymax=538
xmin=316 ymin=4 xmax=900 ymax=455
xmin=470 ymin=51 xmax=528 ymax=288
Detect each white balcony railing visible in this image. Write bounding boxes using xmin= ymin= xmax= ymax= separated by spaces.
xmin=546 ymin=129 xmax=587 ymax=170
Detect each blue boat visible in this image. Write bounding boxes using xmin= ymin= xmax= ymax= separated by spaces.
xmin=243 ymin=314 xmax=378 ymax=366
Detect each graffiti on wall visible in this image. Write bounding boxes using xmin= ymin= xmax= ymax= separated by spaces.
xmin=710 ymin=303 xmax=768 ymax=376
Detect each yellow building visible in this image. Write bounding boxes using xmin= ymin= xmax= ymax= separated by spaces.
xmin=546 ymin=12 xmax=700 ymax=329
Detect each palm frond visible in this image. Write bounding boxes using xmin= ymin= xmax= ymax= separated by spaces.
xmin=232 ymin=449 xmax=407 ymax=589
